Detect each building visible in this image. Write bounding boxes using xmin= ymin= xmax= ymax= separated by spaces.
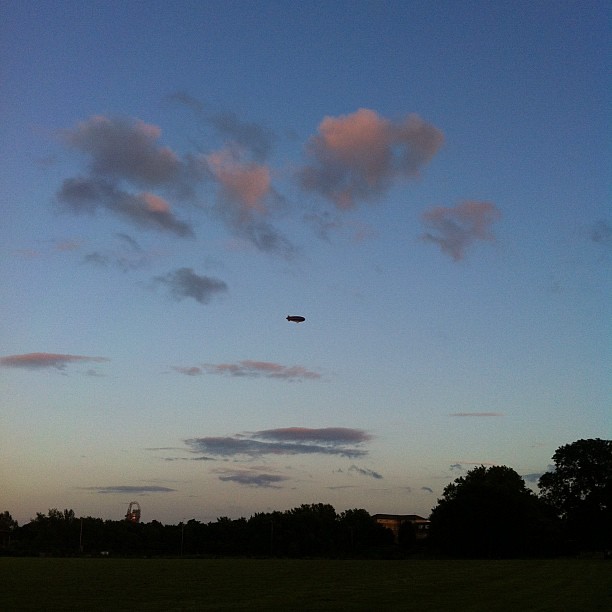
xmin=373 ymin=514 xmax=430 ymax=542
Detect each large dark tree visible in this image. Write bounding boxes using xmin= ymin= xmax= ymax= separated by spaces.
xmin=0 ymin=511 xmax=18 ymax=531
xmin=429 ymin=465 xmax=552 ymax=557
xmin=0 ymin=511 xmax=18 ymax=550
xmin=538 ymin=438 xmax=612 ymax=550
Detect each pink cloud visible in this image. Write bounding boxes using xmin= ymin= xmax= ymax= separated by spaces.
xmin=0 ymin=353 xmax=109 ymax=370
xmin=205 ymin=148 xmax=293 ymax=256
xmin=299 ymin=108 xmax=444 ymax=208
xmin=141 ymin=192 xmax=171 ymax=214
xmin=207 ymin=150 xmax=271 ymax=213
xmin=421 ymin=200 xmax=501 ymax=260
xmin=57 ymin=178 xmax=194 ymax=237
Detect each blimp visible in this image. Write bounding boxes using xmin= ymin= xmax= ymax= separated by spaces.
xmin=286 ymin=315 xmax=305 ymax=323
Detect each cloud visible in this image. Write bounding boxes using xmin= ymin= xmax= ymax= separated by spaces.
xmin=0 ymin=353 xmax=109 ymax=370
xmin=299 ymin=108 xmax=443 ymax=208
xmin=56 ymin=115 xmax=208 ymax=238
xmin=83 ymin=252 xmax=110 ymax=267
xmin=154 ymin=267 xmax=228 ymax=304
xmin=421 ymin=200 xmax=501 ymax=260
xmin=207 ymin=150 xmax=272 ymax=213
xmin=522 ymin=473 xmax=544 ymax=484
xmin=57 ymin=177 xmax=194 ymax=237
xmin=115 ymin=232 xmax=143 ymax=251
xmin=185 ymin=427 xmax=372 ymax=459
xmin=173 ymin=366 xmax=204 ymax=376
xmin=207 ymin=149 xmax=294 ymax=257
xmin=166 ymin=95 xmax=292 ymax=255
xmin=55 ymin=239 xmax=81 ymax=252
xmin=192 ymin=360 xmax=320 ymax=381
xmin=450 ymin=412 xmax=504 ymax=417
xmin=450 ymin=461 xmax=497 ymax=472
xmin=421 ymin=486 xmax=433 ymax=493
xmin=216 ymin=469 xmax=288 ymax=488
xmin=348 ymin=465 xmax=383 ymax=479
xmin=80 ymin=485 xmax=176 ymax=494
xmin=254 ymin=427 xmax=372 ymax=444
xmin=167 ymin=91 xmax=207 ymax=115
xmin=168 ymin=92 xmax=274 ymax=162
xmin=590 ymin=219 xmax=611 ymax=246
xmin=64 ymin=115 xmax=184 ymax=187
xmin=82 ymin=234 xmax=154 ymax=272
xmin=210 ymin=111 xmax=274 ymax=162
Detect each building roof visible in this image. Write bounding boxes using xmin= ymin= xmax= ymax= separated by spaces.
xmin=372 ymin=514 xmax=429 ymax=521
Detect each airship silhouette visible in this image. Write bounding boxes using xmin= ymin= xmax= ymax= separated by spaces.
xmin=286 ymin=315 xmax=305 ymax=323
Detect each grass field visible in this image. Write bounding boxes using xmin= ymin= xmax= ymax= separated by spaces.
xmin=1 ymin=558 xmax=610 ymax=611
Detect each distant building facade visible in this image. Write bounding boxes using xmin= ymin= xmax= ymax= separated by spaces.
xmin=373 ymin=514 xmax=430 ymax=542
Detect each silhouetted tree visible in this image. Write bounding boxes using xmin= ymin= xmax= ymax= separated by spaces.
xmin=338 ymin=508 xmax=393 ymax=555
xmin=0 ymin=511 xmax=18 ymax=531
xmin=16 ymin=508 xmax=80 ymax=555
xmin=538 ymin=438 xmax=612 ymax=551
xmin=283 ymin=503 xmax=338 ymax=556
xmin=430 ymin=466 xmax=552 ymax=557
xmin=397 ymin=520 xmax=417 ymax=551
xmin=9 ymin=503 xmax=410 ymax=558
xmin=0 ymin=511 xmax=18 ymax=551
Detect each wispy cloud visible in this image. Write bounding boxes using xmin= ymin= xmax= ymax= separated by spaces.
xmin=215 ymin=468 xmax=289 ymax=488
xmin=80 ymin=485 xmax=176 ymax=494
xmin=57 ymin=177 xmax=195 ymax=237
xmin=168 ymin=92 xmax=274 ymax=162
xmin=57 ymin=115 xmax=204 ymax=236
xmin=185 ymin=427 xmax=372 ymax=459
xmin=450 ymin=412 xmax=504 ymax=417
xmin=522 ymin=473 xmax=544 ymax=484
xmin=421 ymin=200 xmax=501 ymax=260
xmin=210 ymin=111 xmax=274 ymax=163
xmin=173 ymin=366 xmax=204 ymax=376
xmin=299 ymin=108 xmax=443 ymax=208
xmin=590 ymin=219 xmax=611 ymax=247
xmin=450 ymin=461 xmax=498 ymax=473
xmin=62 ymin=115 xmax=204 ymax=192
xmin=177 ymin=360 xmax=320 ymax=381
xmin=154 ymin=267 xmax=228 ymax=304
xmin=167 ymin=94 xmax=292 ymax=255
xmin=207 ymin=149 xmax=294 ymax=257
xmin=82 ymin=233 xmax=154 ymax=271
xmin=55 ymin=239 xmax=81 ymax=252
xmin=255 ymin=427 xmax=372 ymax=444
xmin=348 ymin=465 xmax=383 ymax=479
xmin=0 ymin=353 xmax=109 ymax=371
xmin=421 ymin=486 xmax=433 ymax=493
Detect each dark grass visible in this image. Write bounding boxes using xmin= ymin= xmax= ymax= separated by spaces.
xmin=1 ymin=558 xmax=611 ymax=611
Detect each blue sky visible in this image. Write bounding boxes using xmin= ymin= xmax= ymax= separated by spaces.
xmin=1 ymin=0 xmax=609 ymax=526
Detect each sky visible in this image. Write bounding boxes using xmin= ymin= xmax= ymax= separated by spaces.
xmin=1 ymin=0 xmax=610 ymax=526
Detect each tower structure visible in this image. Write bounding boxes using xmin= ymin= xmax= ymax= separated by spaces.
xmin=125 ymin=501 xmax=141 ymax=523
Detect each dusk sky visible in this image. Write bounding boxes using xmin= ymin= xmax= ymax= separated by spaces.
xmin=1 ymin=0 xmax=609 ymax=526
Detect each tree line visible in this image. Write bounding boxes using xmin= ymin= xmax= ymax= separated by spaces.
xmin=0 ymin=505 xmax=394 ymax=558
xmin=1 ymin=438 xmax=610 ymax=558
